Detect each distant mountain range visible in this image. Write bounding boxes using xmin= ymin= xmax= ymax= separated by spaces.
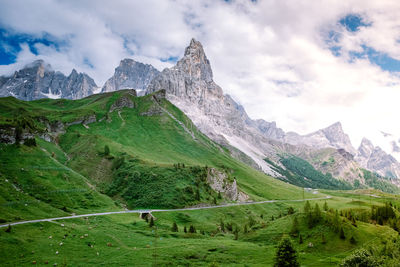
xmin=0 ymin=60 xmax=99 ymax=100
xmin=1 ymin=38 xmax=399 ymax=188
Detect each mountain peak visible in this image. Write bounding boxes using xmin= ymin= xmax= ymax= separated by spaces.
xmin=119 ymin=58 xmax=137 ymax=67
xmin=360 ymin=137 xmax=373 ymax=147
xmin=185 ymin=38 xmax=202 ymax=55
xmin=324 ymin=121 xmax=343 ymax=132
xmin=178 ymin=38 xmax=213 ymax=83
xmin=102 ymin=58 xmax=160 ymax=93
xmin=24 ymin=59 xmax=52 ymax=71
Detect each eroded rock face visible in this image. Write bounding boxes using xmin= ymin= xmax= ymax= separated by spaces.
xmin=283 ymin=122 xmax=356 ymax=156
xmin=102 ymin=59 xmax=159 ymax=95
xmin=109 ymin=95 xmax=135 ymax=112
xmin=0 ymin=60 xmax=98 ymax=100
xmin=146 ymin=39 xmax=277 ymax=174
xmin=356 ymin=138 xmax=400 ymax=178
xmin=144 ymin=38 xmax=399 ymax=184
xmin=0 ymin=127 xmax=34 ymax=144
xmin=207 ymin=168 xmax=249 ymax=202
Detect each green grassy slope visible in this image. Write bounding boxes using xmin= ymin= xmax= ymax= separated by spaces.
xmin=0 ymin=90 xmax=314 ymax=221
xmin=2 ymin=90 xmax=400 ymax=266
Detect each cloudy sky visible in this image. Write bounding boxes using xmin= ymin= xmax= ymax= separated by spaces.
xmin=1 ymin=0 xmax=400 ymax=153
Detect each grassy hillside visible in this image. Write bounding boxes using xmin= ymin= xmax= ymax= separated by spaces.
xmin=0 ymin=90 xmax=312 ymax=221
xmin=2 ymin=90 xmax=400 ymax=266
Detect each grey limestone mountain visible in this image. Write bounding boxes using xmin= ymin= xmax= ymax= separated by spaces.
xmin=102 ymin=59 xmax=160 ymax=95
xmin=283 ymin=122 xmax=357 ymax=156
xmin=0 ymin=60 xmax=98 ymax=100
xmin=147 ymin=39 xmax=279 ymax=174
xmin=356 ymin=138 xmax=400 ymax=179
xmin=146 ymin=38 xmax=400 ymax=183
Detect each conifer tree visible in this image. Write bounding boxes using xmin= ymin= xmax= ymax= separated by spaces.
xmin=243 ymin=224 xmax=248 ymax=234
xmin=304 ymin=201 xmax=311 ymax=213
xmin=323 ymin=201 xmax=328 ymax=211
xmin=189 ymin=225 xmax=196 ymax=233
xmin=234 ymin=227 xmax=239 ymax=240
xmin=149 ymin=217 xmax=154 ymax=228
xmin=290 ymin=217 xmax=299 ymax=236
xmin=340 ymin=227 xmax=345 ymax=239
xmin=220 ymin=220 xmax=225 ymax=232
xmin=274 ymin=236 xmax=300 ymax=267
xmin=171 ymin=222 xmax=178 ymax=232
xmin=104 ymin=145 xmax=110 ymax=156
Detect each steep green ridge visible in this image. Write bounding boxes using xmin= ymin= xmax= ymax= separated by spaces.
xmin=0 ymin=90 xmax=311 ymax=221
xmin=361 ymin=169 xmax=400 ymax=194
xmin=265 ymin=156 xmax=400 ymax=194
xmin=265 ymin=156 xmax=352 ymax=190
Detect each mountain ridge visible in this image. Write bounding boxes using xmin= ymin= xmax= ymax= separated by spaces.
xmin=2 ymin=39 xmax=400 ymax=184
xmin=0 ymin=59 xmax=98 ymax=100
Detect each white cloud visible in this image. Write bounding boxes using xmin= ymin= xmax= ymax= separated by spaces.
xmin=1 ymin=0 xmax=400 ymax=154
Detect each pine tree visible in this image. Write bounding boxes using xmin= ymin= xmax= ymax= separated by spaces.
xmin=287 ymin=206 xmax=295 ymax=215
xmin=249 ymin=215 xmax=256 ymax=227
xmin=195 ymin=189 xmax=200 ymax=201
xmin=323 ymin=201 xmax=328 ymax=211
xmin=274 ymin=236 xmax=300 ymax=267
xmin=290 ymin=217 xmax=299 ymax=236
xmin=314 ymin=203 xmax=322 ymax=222
xmin=104 ymin=145 xmax=110 ymax=156
xmin=299 ymin=234 xmax=303 ymax=244
xmin=5 ymin=224 xmax=11 ymax=233
xmin=340 ymin=227 xmax=345 ymax=239
xmin=234 ymin=227 xmax=239 ymax=240
xmin=171 ymin=222 xmax=178 ymax=232
xmin=220 ymin=220 xmax=225 ymax=232
xmin=149 ymin=217 xmax=154 ymax=228
xmin=333 ymin=210 xmax=340 ymax=233
xmin=243 ymin=224 xmax=248 ymax=234
xmin=321 ymin=233 xmax=326 ymax=244
xmin=304 ymin=201 xmax=311 ymax=213
xmin=189 ymin=225 xmax=196 ymax=233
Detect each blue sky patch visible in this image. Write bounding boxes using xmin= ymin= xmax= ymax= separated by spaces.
xmin=349 ymin=45 xmax=400 ymax=72
xmin=0 ymin=28 xmax=62 ymax=65
xmin=160 ymin=56 xmax=179 ymax=63
xmin=339 ymin=14 xmax=371 ymax=32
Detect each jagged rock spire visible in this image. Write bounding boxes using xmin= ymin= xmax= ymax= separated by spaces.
xmin=146 ymin=38 xmax=222 ymax=99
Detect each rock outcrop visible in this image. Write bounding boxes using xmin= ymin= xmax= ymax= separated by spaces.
xmin=0 ymin=60 xmax=99 ymax=100
xmin=102 ymin=59 xmax=159 ymax=95
xmin=207 ymin=168 xmax=249 ymax=202
xmin=109 ymin=94 xmax=135 ymax=112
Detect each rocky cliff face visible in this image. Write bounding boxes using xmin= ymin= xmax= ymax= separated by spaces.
xmin=146 ymin=38 xmax=279 ymax=174
xmin=283 ymin=122 xmax=357 ymax=155
xmin=145 ymin=38 xmax=400 ymax=184
xmin=0 ymin=60 xmax=98 ymax=100
xmin=102 ymin=59 xmax=159 ymax=95
xmin=356 ymin=138 xmax=400 ymax=178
